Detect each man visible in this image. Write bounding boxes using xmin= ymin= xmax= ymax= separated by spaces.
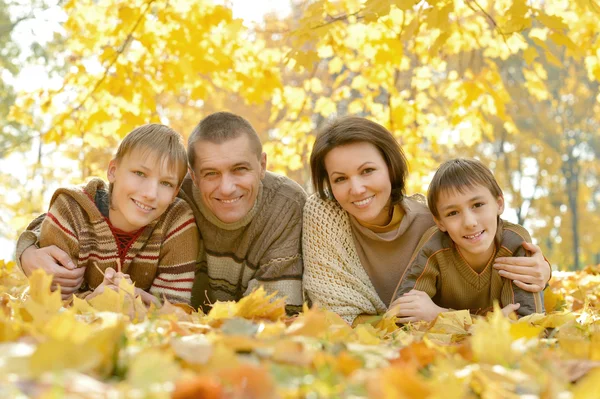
xmin=17 ymin=112 xmax=306 ymax=314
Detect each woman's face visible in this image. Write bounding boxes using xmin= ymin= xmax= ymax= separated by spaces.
xmin=324 ymin=141 xmax=392 ymax=227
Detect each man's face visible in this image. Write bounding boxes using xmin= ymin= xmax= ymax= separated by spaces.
xmin=190 ymin=135 xmax=266 ymax=224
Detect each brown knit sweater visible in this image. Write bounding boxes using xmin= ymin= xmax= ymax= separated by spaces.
xmin=178 ymin=171 xmax=306 ymax=314
xmin=38 ymin=178 xmax=199 ymax=304
xmin=391 ymin=219 xmax=544 ymax=316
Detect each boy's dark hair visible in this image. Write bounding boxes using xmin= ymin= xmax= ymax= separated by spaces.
xmin=427 ymin=158 xmax=503 ymax=219
xmin=114 ymin=123 xmax=187 ymax=185
xmin=187 ymin=112 xmax=262 ymax=169
xmin=310 ymin=116 xmax=408 ymax=206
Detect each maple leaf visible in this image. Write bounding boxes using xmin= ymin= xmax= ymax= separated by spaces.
xmin=22 ymin=269 xmax=64 ymax=328
xmin=470 ymin=303 xmax=515 ymax=365
xmin=235 ymin=286 xmax=286 ymax=322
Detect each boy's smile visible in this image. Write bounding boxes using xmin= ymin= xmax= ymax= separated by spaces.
xmin=434 ymin=185 xmax=505 ymax=270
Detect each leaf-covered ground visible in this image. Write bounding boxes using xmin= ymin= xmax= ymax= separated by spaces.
xmin=0 ymin=260 xmax=598 ymax=398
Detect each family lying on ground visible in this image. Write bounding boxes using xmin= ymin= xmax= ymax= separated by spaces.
xmin=16 ymin=112 xmax=550 ymax=325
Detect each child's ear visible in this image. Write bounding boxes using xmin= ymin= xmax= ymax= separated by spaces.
xmin=107 ymin=159 xmax=117 ymax=183
xmin=433 ymin=216 xmax=447 ymax=232
xmin=497 ymin=195 xmax=505 ymax=215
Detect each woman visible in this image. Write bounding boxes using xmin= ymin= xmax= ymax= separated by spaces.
xmin=303 ymin=116 xmax=550 ymax=324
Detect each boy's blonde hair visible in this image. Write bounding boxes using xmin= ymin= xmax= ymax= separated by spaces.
xmin=114 ymin=124 xmax=188 ymax=185
xmin=427 ymin=158 xmax=503 ymax=219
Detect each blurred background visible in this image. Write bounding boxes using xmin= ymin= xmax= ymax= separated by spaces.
xmin=0 ymin=0 xmax=598 ymax=269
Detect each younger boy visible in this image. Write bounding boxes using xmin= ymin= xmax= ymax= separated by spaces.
xmin=389 ymin=158 xmax=544 ymax=322
xmin=37 ymin=124 xmax=199 ymax=305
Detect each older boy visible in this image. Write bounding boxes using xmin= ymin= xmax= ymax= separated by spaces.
xmin=389 ymin=158 xmax=544 ymax=322
xmin=38 ymin=124 xmax=199 ymax=304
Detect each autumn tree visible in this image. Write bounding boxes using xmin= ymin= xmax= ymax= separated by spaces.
xmin=6 ymin=0 xmax=599 ymax=268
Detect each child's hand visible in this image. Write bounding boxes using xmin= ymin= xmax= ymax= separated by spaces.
xmin=501 ymin=303 xmax=520 ymax=317
xmin=103 ymin=267 xmax=132 ymax=287
xmin=387 ymin=290 xmax=446 ymax=323
xmin=87 ymin=280 xmax=118 ymax=299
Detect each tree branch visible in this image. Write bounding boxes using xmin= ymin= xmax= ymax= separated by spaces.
xmin=66 ymin=0 xmax=157 ymax=117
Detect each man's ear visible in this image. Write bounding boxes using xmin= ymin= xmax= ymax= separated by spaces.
xmin=434 ymin=216 xmax=447 ymax=232
xmin=497 ymin=195 xmax=505 ymax=215
xmin=107 ymin=159 xmax=117 ymax=183
xmin=260 ymin=152 xmax=267 ymax=179
xmin=189 ymin=166 xmax=200 ymax=188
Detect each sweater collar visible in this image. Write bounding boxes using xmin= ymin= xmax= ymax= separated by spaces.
xmin=192 ymin=179 xmax=264 ymax=231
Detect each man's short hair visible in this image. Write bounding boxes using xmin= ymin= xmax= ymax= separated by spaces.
xmin=310 ymin=116 xmax=408 ymax=206
xmin=187 ymin=112 xmax=262 ymax=169
xmin=427 ymin=158 xmax=503 ymax=219
xmin=115 ymin=123 xmax=187 ymax=185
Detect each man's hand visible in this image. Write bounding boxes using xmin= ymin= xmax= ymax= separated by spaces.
xmin=494 ymin=242 xmax=551 ymax=293
xmin=21 ymin=245 xmax=86 ymax=299
xmin=387 ymin=290 xmax=446 ymax=323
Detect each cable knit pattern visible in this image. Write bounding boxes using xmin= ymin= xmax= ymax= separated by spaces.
xmin=179 ymin=171 xmax=306 ymax=315
xmin=302 ymin=195 xmax=387 ymax=323
xmin=37 ymin=178 xmax=199 ymax=304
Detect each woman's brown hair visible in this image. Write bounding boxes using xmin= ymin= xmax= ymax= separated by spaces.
xmin=310 ymin=116 xmax=408 ymax=205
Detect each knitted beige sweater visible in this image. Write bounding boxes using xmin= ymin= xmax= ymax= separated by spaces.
xmin=302 ymin=194 xmax=434 ymax=324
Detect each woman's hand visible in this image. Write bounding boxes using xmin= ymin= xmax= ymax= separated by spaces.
xmin=494 ymin=242 xmax=551 ymax=293
xmin=387 ymin=290 xmax=446 ymax=323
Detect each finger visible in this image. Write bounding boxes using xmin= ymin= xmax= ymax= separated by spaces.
xmin=104 ymin=268 xmax=116 ymax=279
xmin=512 ymin=280 xmax=544 ymax=293
xmin=61 ymin=292 xmax=73 ymax=300
xmin=494 ymin=257 xmax=537 ymax=268
xmin=521 ymin=242 xmax=541 ymax=254
xmin=497 ymin=270 xmax=539 ymax=283
xmin=396 ymin=317 xmax=418 ymax=323
xmin=494 ymin=264 xmax=539 ymax=275
xmin=59 ymin=285 xmax=80 ymax=295
xmin=45 ymin=245 xmax=76 ymax=269
xmin=52 ymin=277 xmax=82 ymax=288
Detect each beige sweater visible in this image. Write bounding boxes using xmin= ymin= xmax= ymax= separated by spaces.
xmin=302 ymin=194 xmax=435 ymax=323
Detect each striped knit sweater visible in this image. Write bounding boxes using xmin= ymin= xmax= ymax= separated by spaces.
xmin=178 ymin=171 xmax=306 ymax=315
xmin=38 ymin=178 xmax=199 ymax=304
xmin=391 ymin=219 xmax=544 ymax=316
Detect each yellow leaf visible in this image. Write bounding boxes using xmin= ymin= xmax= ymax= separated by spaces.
xmin=354 ymin=324 xmax=382 ymax=345
xmin=544 ymin=289 xmax=566 ymax=312
xmin=235 ymin=286 xmax=286 ymax=322
xmin=509 ymin=322 xmax=544 ymax=340
xmin=572 ymin=367 xmax=600 ymax=399
xmin=523 ymin=46 xmax=538 ymax=65
xmin=549 ymin=32 xmax=581 ymax=57
xmin=536 ymin=13 xmax=568 ymax=31
xmin=471 ymin=303 xmax=515 ymax=365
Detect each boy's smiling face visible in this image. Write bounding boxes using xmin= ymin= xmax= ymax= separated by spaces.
xmin=107 ymin=148 xmax=181 ymax=232
xmin=434 ymin=184 xmax=505 ymax=269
